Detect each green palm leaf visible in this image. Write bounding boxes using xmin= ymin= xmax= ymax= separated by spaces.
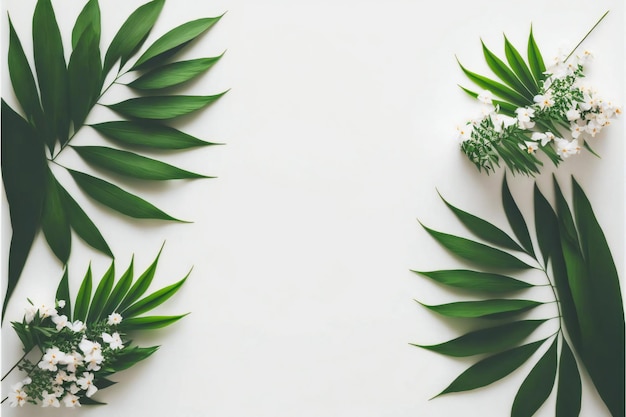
xmin=413 ymin=270 xmax=532 ymax=292
xmin=527 ymin=26 xmax=546 ymax=84
xmin=481 ymin=40 xmax=533 ymax=101
xmin=106 ymin=93 xmax=227 ymax=120
xmin=90 ymin=121 xmax=218 ymax=149
xmin=128 ymin=56 xmax=223 ymax=90
xmin=419 ymin=299 xmax=541 ymax=319
xmin=40 ymin=169 xmax=71 ymax=263
xmin=502 ymin=176 xmax=534 ymax=256
xmin=503 ymin=35 xmax=539 ymax=95
xmin=73 ymin=264 xmax=93 ymax=322
xmin=556 ymin=340 xmax=581 ymax=417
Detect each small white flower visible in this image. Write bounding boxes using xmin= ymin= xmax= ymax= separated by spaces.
xmin=38 ymin=347 xmax=66 ymax=372
xmin=490 ymin=113 xmax=516 ymax=132
xmin=77 ymin=372 xmax=98 ymax=398
xmin=515 ymin=107 xmax=535 ymax=129
xmin=556 ymin=138 xmax=581 ymax=158
xmin=69 ymin=384 xmax=80 ymax=395
xmin=8 ymin=382 xmax=28 ymax=407
xmin=455 ymin=123 xmax=473 ymax=142
xmin=68 ymin=320 xmax=86 ymax=332
xmin=60 ymin=351 xmax=84 ymax=373
xmin=56 ymin=300 xmax=66 ymax=309
xmin=107 ymin=312 xmax=123 ymax=326
xmin=522 ymin=141 xmax=538 ymax=154
xmin=566 ymin=108 xmax=581 ymax=122
xmin=570 ymin=121 xmax=586 ymax=139
xmin=533 ymin=92 xmax=554 ymax=109
xmin=530 ymin=132 xmax=553 ymax=147
xmin=24 ymin=304 xmax=38 ymax=323
xmin=102 ymin=332 xmax=124 ymax=350
xmin=38 ymin=303 xmax=57 ymax=319
xmin=63 ymin=393 xmax=81 ymax=408
xmin=585 ymin=119 xmax=601 ymax=137
xmin=41 ymin=391 xmax=60 ymax=408
xmin=477 ymin=90 xmax=494 ymax=104
xmin=52 ymin=314 xmax=69 ymax=331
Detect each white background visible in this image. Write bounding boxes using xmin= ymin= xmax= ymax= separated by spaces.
xmin=1 ymin=0 xmax=624 ymax=416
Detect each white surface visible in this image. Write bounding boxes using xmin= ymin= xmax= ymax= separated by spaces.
xmin=0 ymin=0 xmax=624 ymax=416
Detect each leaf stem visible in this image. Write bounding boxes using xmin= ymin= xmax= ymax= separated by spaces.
xmin=565 ymin=10 xmax=609 ymax=62
xmin=1 ymin=348 xmax=32 ymax=381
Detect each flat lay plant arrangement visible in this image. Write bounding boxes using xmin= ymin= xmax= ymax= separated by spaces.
xmin=415 ymin=11 xmax=624 ymax=417
xmin=2 ymin=0 xmax=225 ymax=317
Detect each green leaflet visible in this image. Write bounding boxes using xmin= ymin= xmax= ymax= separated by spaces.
xmin=413 ymin=270 xmax=533 ymax=292
xmin=556 ymin=340 xmax=581 ymax=417
xmin=40 ymin=169 xmax=71 ymax=264
xmin=128 ymin=56 xmax=223 ymax=90
xmin=419 ymin=299 xmax=541 ymax=319
xmin=106 ymin=93 xmax=227 ymax=120
xmin=90 ymin=121 xmax=217 ymax=149
xmin=68 ymin=23 xmax=102 ymax=128
xmin=74 ymin=264 xmax=93 ymax=322
xmin=481 ymin=40 xmax=533 ymax=101
xmin=72 ymin=145 xmax=209 ymax=180
xmin=117 ymin=245 xmax=164 ymax=312
xmin=503 ymin=35 xmax=538 ymax=95
xmin=122 ymin=274 xmax=188 ymax=318
xmin=55 ymin=269 xmax=71 ymax=318
xmin=131 ymin=16 xmax=223 ymax=70
xmin=457 ymin=59 xmax=528 ymax=107
xmin=527 ymin=26 xmax=546 ymax=85
xmin=1 ymin=101 xmax=47 ymax=320
xmin=502 ymin=176 xmax=534 ymax=256
xmin=511 ymin=337 xmax=557 ymax=417
xmin=414 ymin=320 xmax=546 ymax=357
xmin=71 ymin=0 xmax=101 ymax=49
xmin=119 ymin=314 xmax=188 ymax=331
xmin=103 ymin=0 xmax=165 ymax=74
xmin=87 ymin=262 xmax=116 ymax=322
xmin=109 ymin=346 xmax=159 ymax=372
xmin=101 ymin=258 xmax=134 ymax=315
xmin=437 ymin=340 xmax=545 ymax=396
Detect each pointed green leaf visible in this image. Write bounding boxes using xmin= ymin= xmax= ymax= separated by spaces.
xmin=123 ymin=273 xmax=188 ymax=318
xmin=481 ymin=40 xmax=533 ymax=100
xmin=420 ymin=299 xmax=541 ymax=319
xmin=415 ymin=320 xmax=546 ymax=357
xmin=87 ymin=262 xmax=116 ymax=322
xmin=90 ymin=121 xmax=217 ymax=149
xmin=117 ymin=247 xmax=163 ymax=312
xmin=95 ymin=378 xmax=117 ymax=390
xmin=68 ymin=23 xmax=102 ymax=128
xmin=533 ymin=183 xmax=558 ymax=267
xmin=102 ymin=258 xmax=134 ymax=315
xmin=109 ymin=346 xmax=159 ymax=371
xmin=1 ymin=101 xmax=47 ymax=320
xmin=439 ymin=191 xmax=524 ymax=252
xmin=571 ymin=177 xmax=625 ymax=417
xmin=55 ymin=269 xmax=71 ymax=318
xmin=459 ymin=86 xmax=517 ymax=117
xmin=106 ymin=93 xmax=226 ymax=120
xmin=421 ymin=223 xmax=534 ymax=270
xmin=556 ymin=339 xmax=581 ymax=417
xmin=73 ymin=264 xmax=93 ymax=321
xmin=71 ymin=146 xmax=209 ymax=180
xmin=457 ymin=59 xmax=529 ymax=106
xmin=7 ymin=17 xmax=44 ymax=130
xmin=511 ymin=338 xmax=557 ymax=417
xmin=71 ymin=0 xmax=101 ymax=49
xmin=80 ymin=397 xmax=107 ymax=406
xmin=120 ymin=314 xmax=188 ymax=330
xmin=67 ymin=169 xmax=182 ymax=221
xmin=33 ymin=0 xmax=70 ymax=148
xmin=527 ymin=26 xmax=546 ymax=84
xmin=128 ymin=56 xmax=222 ymax=90
xmin=413 ymin=269 xmax=533 ymax=292
xmin=438 ymin=340 xmax=545 ymax=396
xmin=56 ymin=181 xmax=113 ymax=257
xmin=502 ymin=176 xmax=534 ymax=255
xmin=40 ymin=169 xmax=71 ymax=264
xmin=103 ymin=0 xmax=165 ymax=74
xmin=131 ymin=16 xmax=222 ymax=70
xmin=504 ymin=35 xmax=539 ymax=95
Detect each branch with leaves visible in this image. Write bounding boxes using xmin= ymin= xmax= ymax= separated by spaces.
xmin=413 ymin=176 xmax=624 ymax=417
xmin=2 ymin=0 xmax=226 ymax=318
xmin=2 ymin=247 xmax=188 ymax=407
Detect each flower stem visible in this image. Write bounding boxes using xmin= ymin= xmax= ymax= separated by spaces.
xmin=565 ymin=10 xmax=609 ymax=62
xmin=1 ymin=348 xmax=32 ymax=382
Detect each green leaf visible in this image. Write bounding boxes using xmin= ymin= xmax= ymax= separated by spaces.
xmin=106 ymin=93 xmax=227 ymax=120
xmin=413 ymin=269 xmax=533 ymax=292
xmin=457 ymin=59 xmax=529 ymax=107
xmin=1 ymin=101 xmax=47 ymax=320
xmin=102 ymin=258 xmax=134 ymax=315
xmin=71 ymin=146 xmax=209 ymax=180
xmin=511 ymin=337 xmax=557 ymax=417
xmin=68 ymin=23 xmax=102 ymax=128
xmin=439 ymin=191 xmax=524 ymax=252
xmin=71 ymin=0 xmax=101 ymax=49
xmin=87 ymin=262 xmax=116 ymax=322
xmin=131 ymin=16 xmax=222 ymax=70
xmin=556 ymin=339 xmax=581 ymax=417
xmin=571 ymin=177 xmax=625 ymax=417
xmin=11 ymin=321 xmax=36 ymax=352
xmin=119 ymin=314 xmax=188 ymax=330
xmin=80 ymin=397 xmax=107 ymax=406
xmin=7 ymin=17 xmax=44 ymax=131
xmin=128 ymin=56 xmax=223 ymax=90
xmin=533 ymin=183 xmax=559 ymax=267
xmin=481 ymin=40 xmax=533 ymax=100
xmin=103 ymin=0 xmax=165 ymax=74
xmin=55 ymin=269 xmax=71 ymax=318
xmin=33 ymin=0 xmax=70 ymax=149
xmin=421 ymin=223 xmax=534 ymax=270
xmin=504 ymin=35 xmax=539 ymax=95
xmin=67 ymin=169 xmax=182 ymax=221
xmin=117 ymin=246 xmax=163 ymax=311
xmin=40 ymin=169 xmax=71 ymax=263
xmin=502 ymin=176 xmax=534 ymax=256
xmin=73 ymin=264 xmax=93 ymax=321
xmin=90 ymin=121 xmax=218 ymax=149
xmin=122 ymin=273 xmax=188 ymax=318
xmin=109 ymin=346 xmax=159 ymax=371
xmin=56 ymin=181 xmax=113 ymax=257
xmin=437 ymin=340 xmax=545 ymax=396
xmin=420 ymin=299 xmax=541 ymax=319
xmin=414 ymin=320 xmax=546 ymax=357
xmin=527 ymin=26 xmax=547 ymax=85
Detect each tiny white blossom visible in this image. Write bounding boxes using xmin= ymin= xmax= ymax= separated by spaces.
xmin=68 ymin=320 xmax=86 ymax=332
xmin=533 ymin=92 xmax=554 ymax=109
xmin=69 ymin=384 xmax=80 ymax=395
xmin=52 ymin=314 xmax=69 ymax=331
xmin=522 ymin=141 xmax=538 ymax=154
xmin=585 ymin=119 xmax=601 ymax=137
xmin=8 ymin=382 xmax=28 ymax=407
xmin=24 ymin=304 xmax=38 ymax=323
xmin=107 ymin=312 xmax=123 ymax=326
xmin=102 ymin=332 xmax=124 ymax=350
xmin=38 ymin=347 xmax=66 ymax=372
xmin=60 ymin=351 xmax=84 ymax=373
xmin=477 ymin=90 xmax=493 ymax=104
xmin=63 ymin=393 xmax=81 ymax=408
xmin=77 ymin=372 xmax=98 ymax=398
xmin=38 ymin=303 xmax=57 ymax=319
xmin=570 ymin=121 xmax=586 ymax=139
xmin=456 ymin=123 xmax=473 ymax=142
xmin=515 ymin=107 xmax=535 ymax=129
xmin=56 ymin=300 xmax=66 ymax=308
xmin=566 ymin=108 xmax=581 ymax=122
xmin=556 ymin=138 xmax=581 ymax=158
xmin=41 ymin=391 xmax=60 ymax=408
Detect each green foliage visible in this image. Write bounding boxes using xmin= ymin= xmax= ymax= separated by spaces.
xmin=414 ymin=175 xmax=625 ymax=416
xmin=1 ymin=0 xmax=226 ymax=317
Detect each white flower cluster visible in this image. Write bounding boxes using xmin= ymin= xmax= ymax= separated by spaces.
xmin=8 ymin=301 xmax=124 ymax=408
xmin=458 ymin=50 xmax=621 ymax=174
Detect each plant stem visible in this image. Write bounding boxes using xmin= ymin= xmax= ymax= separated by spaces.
xmin=565 ymin=10 xmax=609 ymax=62
xmin=1 ymin=348 xmax=32 ymax=381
